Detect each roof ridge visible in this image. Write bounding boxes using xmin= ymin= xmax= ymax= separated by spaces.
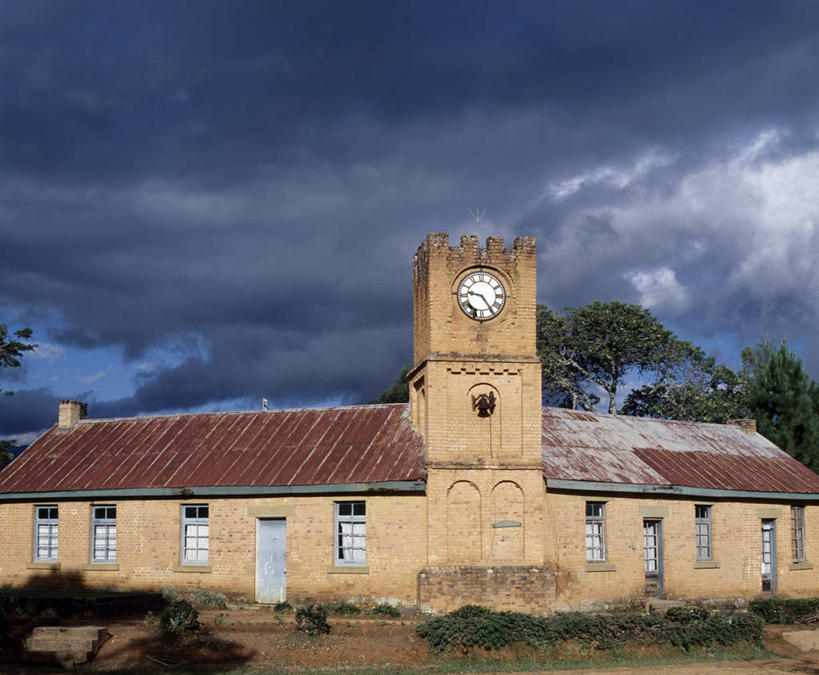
xmin=76 ymin=402 xmax=409 ymax=425
xmin=541 ymin=406 xmax=750 ymax=431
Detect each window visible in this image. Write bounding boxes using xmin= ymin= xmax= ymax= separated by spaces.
xmin=181 ymin=504 xmax=209 ymax=565
xmin=792 ymin=505 xmax=806 ymax=563
xmin=695 ymin=505 xmax=712 ymax=561
xmin=91 ymin=505 xmax=117 ymax=562
xmin=585 ymin=502 xmax=606 ymax=562
xmin=335 ymin=501 xmax=366 ymax=565
xmin=35 ymin=505 xmax=59 ymax=561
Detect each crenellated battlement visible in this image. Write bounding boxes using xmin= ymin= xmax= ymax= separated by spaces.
xmin=414 ymin=233 xmax=537 ymax=275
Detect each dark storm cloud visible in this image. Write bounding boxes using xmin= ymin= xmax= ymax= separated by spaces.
xmin=0 ymin=389 xmax=60 ymax=438
xmin=2 ymin=1 xmax=819 ymax=437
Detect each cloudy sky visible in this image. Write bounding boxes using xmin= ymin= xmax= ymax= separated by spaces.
xmin=2 ymin=1 xmax=819 ymax=442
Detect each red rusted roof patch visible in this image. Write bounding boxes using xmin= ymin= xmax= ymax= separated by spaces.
xmin=0 ymin=404 xmax=425 ymax=494
xmin=542 ymin=407 xmax=819 ymax=494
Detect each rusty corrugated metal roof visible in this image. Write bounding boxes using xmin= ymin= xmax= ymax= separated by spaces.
xmin=2 ymin=403 xmax=817 ymax=496
xmin=0 ymin=404 xmax=425 ymax=494
xmin=541 ymin=407 xmax=819 ymax=494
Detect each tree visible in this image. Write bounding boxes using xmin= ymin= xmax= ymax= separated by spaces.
xmin=743 ymin=340 xmax=819 ymax=471
xmin=621 ymin=357 xmax=747 ymax=423
xmin=0 ymin=440 xmax=14 ymax=471
xmin=1 ymin=323 xmax=36 ymax=396
xmin=537 ymin=301 xmax=702 ymax=414
xmin=370 ymin=365 xmax=412 ymax=403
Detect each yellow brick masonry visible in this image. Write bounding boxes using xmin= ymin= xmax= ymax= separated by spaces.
xmin=411 ymin=234 xmax=554 ymax=612
xmin=0 ymin=494 xmax=427 ymax=605
xmin=545 ymin=492 xmax=819 ymax=609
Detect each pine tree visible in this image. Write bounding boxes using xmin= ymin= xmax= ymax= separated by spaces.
xmin=745 ymin=341 xmax=819 ymax=471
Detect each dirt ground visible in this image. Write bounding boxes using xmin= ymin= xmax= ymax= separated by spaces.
xmin=8 ymin=608 xmax=819 ymax=673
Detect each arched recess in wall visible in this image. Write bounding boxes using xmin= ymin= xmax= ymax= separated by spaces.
xmin=466 ymin=382 xmax=501 ymax=456
xmin=490 ymin=480 xmax=524 ymax=561
xmin=447 ymin=480 xmax=482 ymax=563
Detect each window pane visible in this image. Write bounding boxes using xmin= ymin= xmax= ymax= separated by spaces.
xmin=335 ymin=501 xmax=365 ymax=564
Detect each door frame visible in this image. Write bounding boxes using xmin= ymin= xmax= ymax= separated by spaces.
xmin=761 ymin=518 xmax=777 ymax=594
xmin=255 ymin=517 xmax=287 ymax=604
xmin=643 ymin=518 xmax=664 ymax=599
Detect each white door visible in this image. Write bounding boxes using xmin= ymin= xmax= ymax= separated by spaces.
xmin=256 ymin=519 xmax=286 ymax=603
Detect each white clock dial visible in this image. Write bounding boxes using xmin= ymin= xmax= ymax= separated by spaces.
xmin=457 ymin=270 xmax=506 ymax=321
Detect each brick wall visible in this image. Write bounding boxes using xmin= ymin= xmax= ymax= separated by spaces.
xmin=419 ymin=565 xmax=556 ymax=613
xmin=0 ymin=493 xmax=427 ymax=606
xmin=545 ymin=491 xmax=819 ymax=609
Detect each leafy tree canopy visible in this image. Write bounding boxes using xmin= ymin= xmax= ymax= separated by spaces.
xmin=370 ymin=364 xmax=412 ymax=404
xmin=0 ymin=439 xmax=14 ymax=471
xmin=621 ymin=356 xmax=747 ymax=423
xmin=0 ymin=323 xmax=36 ymax=396
xmin=538 ymin=301 xmax=705 ymax=415
xmin=743 ymin=339 xmax=819 ymax=471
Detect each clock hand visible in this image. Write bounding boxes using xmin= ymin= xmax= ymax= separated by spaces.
xmin=468 ymin=290 xmax=491 ymax=309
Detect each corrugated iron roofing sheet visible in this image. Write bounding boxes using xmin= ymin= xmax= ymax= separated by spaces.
xmin=2 ymin=403 xmax=817 ymax=496
xmin=541 ymin=407 xmax=819 ymax=494
xmin=0 ymin=404 xmax=425 ymax=494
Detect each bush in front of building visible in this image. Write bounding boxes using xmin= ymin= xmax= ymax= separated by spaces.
xmin=192 ymin=589 xmax=227 ymax=608
xmin=371 ymin=603 xmax=401 ymax=617
xmin=159 ymin=599 xmax=200 ymax=633
xmin=295 ymin=603 xmax=331 ymax=635
xmin=325 ymin=601 xmax=361 ymax=615
xmin=749 ymin=597 xmax=819 ymax=624
xmin=416 ymin=605 xmax=763 ymax=653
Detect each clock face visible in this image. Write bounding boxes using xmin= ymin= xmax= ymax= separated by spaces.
xmin=457 ymin=270 xmax=506 ymax=321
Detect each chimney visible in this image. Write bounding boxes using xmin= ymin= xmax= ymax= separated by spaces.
xmin=58 ymin=400 xmax=88 ymax=428
xmin=727 ymin=418 xmax=756 ymax=435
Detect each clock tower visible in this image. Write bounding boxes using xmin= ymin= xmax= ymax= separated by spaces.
xmin=410 ymin=233 xmax=551 ymax=609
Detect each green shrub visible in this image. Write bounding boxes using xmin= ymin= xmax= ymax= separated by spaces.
xmin=193 ymin=589 xmax=227 ymax=608
xmin=416 ymin=605 xmax=763 ymax=653
xmin=273 ymin=601 xmax=293 ymax=613
xmin=371 ymin=603 xmax=400 ymax=618
xmin=295 ymin=604 xmax=331 ymax=635
xmin=161 ymin=587 xmax=180 ymax=602
xmin=326 ymin=601 xmax=361 ymax=615
xmin=749 ymin=597 xmax=819 ymax=624
xmin=665 ymin=606 xmax=710 ymax=622
xmin=159 ymin=600 xmax=199 ymax=633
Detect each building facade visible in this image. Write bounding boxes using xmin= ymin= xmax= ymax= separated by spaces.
xmin=1 ymin=233 xmax=818 ymax=612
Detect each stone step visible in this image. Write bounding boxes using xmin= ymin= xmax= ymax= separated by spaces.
xmin=27 ymin=636 xmax=99 ymax=651
xmin=24 ymin=626 xmax=108 ymax=666
xmin=24 ymin=649 xmax=90 ymax=668
xmin=31 ymin=625 xmax=106 ymax=638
